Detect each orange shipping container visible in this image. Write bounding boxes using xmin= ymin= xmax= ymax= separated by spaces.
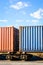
xmin=0 ymin=26 xmax=19 ymax=52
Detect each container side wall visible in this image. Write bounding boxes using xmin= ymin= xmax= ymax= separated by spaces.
xmin=0 ymin=27 xmax=19 ymax=52
xmin=1 ymin=28 xmax=4 ymax=51
xmin=7 ymin=27 xmax=9 ymax=52
xmin=13 ymin=28 xmax=19 ymax=51
xmin=19 ymin=27 xmax=22 ymax=51
xmin=0 ymin=27 xmax=14 ymax=52
xmin=0 ymin=28 xmax=1 ymax=51
xmin=42 ymin=27 xmax=43 ymax=50
xmin=20 ymin=26 xmax=43 ymax=52
xmin=11 ymin=27 xmax=13 ymax=52
xmin=4 ymin=27 xmax=7 ymax=51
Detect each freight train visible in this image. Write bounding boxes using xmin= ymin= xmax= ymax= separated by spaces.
xmin=0 ymin=26 xmax=43 ymax=60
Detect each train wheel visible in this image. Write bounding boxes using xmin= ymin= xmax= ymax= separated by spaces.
xmin=20 ymin=55 xmax=23 ymax=60
xmin=20 ymin=55 xmax=27 ymax=61
xmin=6 ymin=55 xmax=10 ymax=60
xmin=24 ymin=55 xmax=27 ymax=61
xmin=10 ymin=56 xmax=13 ymax=60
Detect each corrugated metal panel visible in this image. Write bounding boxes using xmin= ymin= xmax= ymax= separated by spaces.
xmin=0 ymin=28 xmax=1 ymax=51
xmin=19 ymin=26 xmax=43 ymax=52
xmin=0 ymin=27 xmax=19 ymax=52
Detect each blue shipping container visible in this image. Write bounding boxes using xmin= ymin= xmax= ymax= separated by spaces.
xmin=19 ymin=26 xmax=43 ymax=52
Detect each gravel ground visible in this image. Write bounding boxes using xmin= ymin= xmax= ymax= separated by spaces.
xmin=0 ymin=61 xmax=43 ymax=65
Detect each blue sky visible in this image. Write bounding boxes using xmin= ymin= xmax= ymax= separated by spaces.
xmin=0 ymin=0 xmax=43 ymax=28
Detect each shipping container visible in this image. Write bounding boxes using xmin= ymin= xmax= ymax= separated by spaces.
xmin=0 ymin=26 xmax=19 ymax=53
xmin=19 ymin=26 xmax=43 ymax=52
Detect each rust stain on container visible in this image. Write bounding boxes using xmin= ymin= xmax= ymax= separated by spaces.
xmin=0 ymin=26 xmax=19 ymax=52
